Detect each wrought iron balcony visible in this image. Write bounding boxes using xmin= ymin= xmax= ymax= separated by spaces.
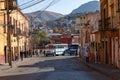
xmin=16 ymin=28 xmax=23 ymax=35
xmin=98 ymin=17 xmax=112 ymax=31
xmin=98 ymin=20 xmax=102 ymax=27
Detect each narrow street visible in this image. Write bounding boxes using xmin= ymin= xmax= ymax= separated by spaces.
xmin=0 ymin=0 xmax=120 ymax=80
xmin=0 ymin=55 xmax=111 ymax=80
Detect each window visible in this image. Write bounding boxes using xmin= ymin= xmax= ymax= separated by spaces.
xmin=118 ymin=0 xmax=120 ymax=11
xmin=0 ymin=1 xmax=5 ymax=10
xmin=118 ymin=0 xmax=120 ymax=24
xmin=110 ymin=5 xmax=114 ymax=28
xmin=3 ymin=13 xmax=6 ymax=33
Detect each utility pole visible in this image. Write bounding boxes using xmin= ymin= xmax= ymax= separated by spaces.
xmin=6 ymin=0 xmax=12 ymax=67
xmin=5 ymin=0 xmax=17 ymax=67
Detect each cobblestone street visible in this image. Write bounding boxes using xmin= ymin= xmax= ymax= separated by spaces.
xmin=0 ymin=55 xmax=112 ymax=80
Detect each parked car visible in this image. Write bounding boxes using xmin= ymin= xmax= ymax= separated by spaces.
xmin=62 ymin=49 xmax=70 ymax=55
xmin=44 ymin=44 xmax=55 ymax=56
xmin=69 ymin=44 xmax=79 ymax=55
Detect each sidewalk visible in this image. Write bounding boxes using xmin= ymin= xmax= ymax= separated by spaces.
xmin=0 ymin=57 xmax=33 ymax=72
xmin=75 ymin=57 xmax=120 ymax=80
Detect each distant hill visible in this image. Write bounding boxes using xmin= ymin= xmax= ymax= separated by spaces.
xmin=25 ymin=11 xmax=64 ymax=22
xmin=71 ymin=1 xmax=100 ymax=14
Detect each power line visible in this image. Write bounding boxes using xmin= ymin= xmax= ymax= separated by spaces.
xmin=19 ymin=0 xmax=60 ymax=10
xmin=18 ymin=0 xmax=37 ymax=7
xmin=8 ymin=0 xmax=60 ymax=18
xmin=18 ymin=0 xmax=60 ymax=29
xmin=37 ymin=0 xmax=60 ymax=15
xmin=42 ymin=0 xmax=59 ymax=10
xmin=20 ymin=0 xmax=45 ymax=10
xmin=29 ymin=0 xmax=60 ymax=29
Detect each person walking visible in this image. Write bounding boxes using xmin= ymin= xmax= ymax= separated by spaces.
xmin=15 ymin=52 xmax=19 ymax=61
xmin=84 ymin=49 xmax=89 ymax=63
xmin=20 ymin=51 xmax=23 ymax=61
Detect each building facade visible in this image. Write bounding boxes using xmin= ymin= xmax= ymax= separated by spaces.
xmin=0 ymin=0 xmax=30 ymax=64
xmin=75 ymin=14 xmax=87 ymax=33
xmin=86 ymin=12 xmax=100 ymax=63
xmin=100 ymin=0 xmax=120 ymax=68
xmin=9 ymin=9 xmax=30 ymax=61
xmin=77 ymin=12 xmax=100 ymax=62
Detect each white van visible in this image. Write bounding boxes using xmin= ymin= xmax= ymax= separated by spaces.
xmin=53 ymin=44 xmax=68 ymax=55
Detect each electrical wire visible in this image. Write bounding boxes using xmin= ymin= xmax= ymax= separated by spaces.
xmin=29 ymin=0 xmax=60 ymax=19
xmin=28 ymin=0 xmax=60 ymax=28
xmin=41 ymin=0 xmax=59 ymax=11
xmin=18 ymin=0 xmax=60 ymax=29
xmin=19 ymin=0 xmax=60 ymax=11
xmin=18 ymin=0 xmax=37 ymax=7
xmin=35 ymin=0 xmax=60 ymax=17
xmin=1 ymin=0 xmax=60 ymax=14
xmin=20 ymin=0 xmax=45 ymax=10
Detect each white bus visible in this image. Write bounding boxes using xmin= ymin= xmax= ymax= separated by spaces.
xmin=53 ymin=44 xmax=68 ymax=55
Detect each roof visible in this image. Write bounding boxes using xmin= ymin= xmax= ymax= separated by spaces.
xmin=47 ymin=33 xmax=62 ymax=37
xmin=17 ymin=8 xmax=29 ymax=22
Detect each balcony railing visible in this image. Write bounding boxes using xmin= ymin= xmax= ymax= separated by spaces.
xmin=13 ymin=28 xmax=29 ymax=37
xmin=16 ymin=28 xmax=23 ymax=35
xmin=10 ymin=24 xmax=15 ymax=34
xmin=118 ymin=0 xmax=120 ymax=12
xmin=98 ymin=17 xmax=112 ymax=31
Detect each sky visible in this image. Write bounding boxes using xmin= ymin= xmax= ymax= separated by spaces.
xmin=18 ymin=0 xmax=99 ymax=15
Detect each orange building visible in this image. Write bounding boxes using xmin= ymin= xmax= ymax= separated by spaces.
xmin=100 ymin=0 xmax=120 ymax=68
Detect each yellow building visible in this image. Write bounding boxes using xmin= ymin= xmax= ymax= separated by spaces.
xmin=76 ymin=14 xmax=87 ymax=46
xmin=10 ymin=9 xmax=29 ymax=61
xmin=76 ymin=14 xmax=87 ymax=31
xmin=0 ymin=1 xmax=29 ymax=64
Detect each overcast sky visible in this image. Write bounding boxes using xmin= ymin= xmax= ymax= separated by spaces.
xmin=18 ymin=0 xmax=99 ymax=15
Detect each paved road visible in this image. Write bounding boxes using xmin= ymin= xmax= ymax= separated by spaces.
xmin=0 ymin=55 xmax=111 ymax=80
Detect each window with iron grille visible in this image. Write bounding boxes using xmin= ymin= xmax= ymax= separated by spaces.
xmin=118 ymin=0 xmax=120 ymax=11
xmin=4 ymin=13 xmax=6 ymax=33
xmin=118 ymin=0 xmax=120 ymax=24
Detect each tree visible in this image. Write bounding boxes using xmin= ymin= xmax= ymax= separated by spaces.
xmin=31 ymin=30 xmax=50 ymax=48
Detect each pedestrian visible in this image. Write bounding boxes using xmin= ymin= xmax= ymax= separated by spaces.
xmin=75 ymin=50 xmax=78 ymax=56
xmin=15 ymin=52 xmax=19 ymax=61
xmin=29 ymin=50 xmax=32 ymax=57
xmin=20 ymin=51 xmax=23 ymax=61
xmin=84 ymin=49 xmax=89 ymax=63
xmin=44 ymin=50 xmax=45 ymax=55
xmin=40 ymin=49 xmax=42 ymax=54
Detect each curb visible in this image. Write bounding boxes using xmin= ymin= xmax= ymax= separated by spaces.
xmin=74 ymin=58 xmax=119 ymax=80
xmin=0 ymin=57 xmax=32 ymax=71
xmin=0 ymin=63 xmax=11 ymax=71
